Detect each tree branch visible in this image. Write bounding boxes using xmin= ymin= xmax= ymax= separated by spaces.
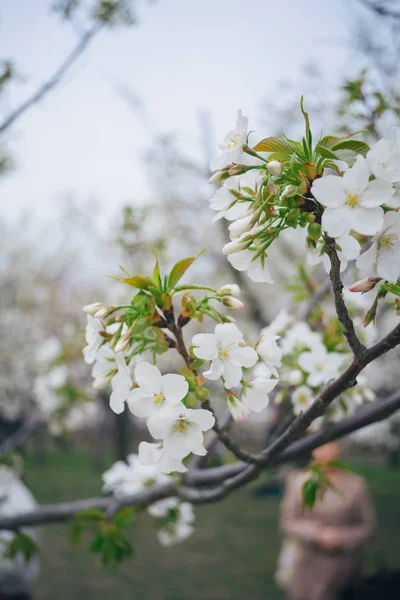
xmin=0 ymin=27 xmax=100 ymax=135
xmin=324 ymin=236 xmax=366 ymax=359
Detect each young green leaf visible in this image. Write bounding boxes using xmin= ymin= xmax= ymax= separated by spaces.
xmin=168 ymin=249 xmax=205 ymax=290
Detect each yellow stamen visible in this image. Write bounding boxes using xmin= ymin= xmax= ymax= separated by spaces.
xmin=346 ymin=193 xmax=359 ymax=207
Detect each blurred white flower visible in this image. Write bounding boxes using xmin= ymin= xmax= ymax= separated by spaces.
xmin=192 ymin=323 xmax=257 ymax=388
xmin=280 ymin=323 xmax=323 ymax=355
xmin=210 ymin=110 xmax=248 ymax=171
xmin=138 ymin=441 xmax=187 ymax=474
xmin=367 ymin=127 xmax=400 ymax=185
xmin=242 ymin=370 xmax=278 ymax=413
xmin=83 ymin=315 xmax=103 ymax=364
xmin=148 ymin=498 xmax=195 ymax=546
xmin=291 ymin=385 xmax=314 ymax=415
xmin=102 ymin=454 xmax=169 ymax=497
xmin=257 ymin=330 xmax=282 ymax=377
xmin=307 ymin=235 xmax=360 ymax=273
xmin=298 ymin=348 xmax=348 ymax=388
xmin=356 ymin=211 xmax=400 ymax=282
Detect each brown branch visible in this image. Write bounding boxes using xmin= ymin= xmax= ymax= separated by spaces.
xmin=0 ymin=27 xmax=100 ymax=135
xmin=324 ymin=236 xmax=366 ymax=359
xmin=1 ymin=388 xmax=400 ymax=530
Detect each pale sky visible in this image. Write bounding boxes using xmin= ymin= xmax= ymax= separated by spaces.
xmin=0 ymin=0 xmax=358 ymax=225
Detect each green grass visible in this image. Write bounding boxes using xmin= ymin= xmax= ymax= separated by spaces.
xmin=23 ymin=452 xmax=400 ymax=600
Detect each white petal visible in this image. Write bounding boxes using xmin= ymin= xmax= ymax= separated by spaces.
xmin=361 ymin=179 xmax=394 ymax=208
xmin=245 ymin=388 xmax=270 ymax=412
xmin=343 ymin=155 xmax=370 ymax=193
xmin=127 ymin=392 xmax=155 ymax=418
xmin=134 ymin=362 xmax=162 ymax=394
xmin=248 ymin=259 xmax=274 ymax=283
xmin=223 ymin=362 xmax=243 ymax=388
xmin=183 ymin=430 xmax=207 ymax=456
xmin=312 ymin=175 xmax=346 ymax=207
xmin=227 ymin=250 xmax=252 ymax=271
xmin=229 ymin=346 xmax=258 ymax=368
xmin=187 ymin=408 xmax=215 ymax=431
xmin=138 ymin=441 xmax=162 ymax=465
xmin=147 ymin=415 xmax=175 ymax=440
xmin=322 ymin=207 xmax=351 ymax=237
xmin=161 ymin=374 xmax=189 ymax=405
xmin=109 ymin=390 xmax=126 ymax=414
xmin=337 ymin=235 xmax=360 ymax=260
xmin=377 ymin=254 xmax=400 ymax=283
xmin=350 ymin=206 xmax=383 ymax=236
xmin=203 ymin=357 xmax=224 ymax=381
xmin=158 ymin=454 xmax=188 ymax=473
xmin=356 ymin=243 xmax=377 ymax=272
xmin=163 ymin=436 xmax=191 ymax=459
xmin=192 ymin=333 xmax=218 ymax=359
xmin=215 ymin=323 xmax=243 ymax=346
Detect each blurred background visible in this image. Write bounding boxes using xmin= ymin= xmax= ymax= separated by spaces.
xmin=1 ymin=1 xmax=400 ymax=598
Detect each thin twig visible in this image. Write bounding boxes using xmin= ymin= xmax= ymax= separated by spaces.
xmin=0 ymin=27 xmax=100 ymax=135
xmin=324 ymin=236 xmax=366 ymax=359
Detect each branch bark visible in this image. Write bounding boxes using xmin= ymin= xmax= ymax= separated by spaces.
xmin=324 ymin=236 xmax=366 ymax=359
xmin=0 ymin=27 xmax=100 ymax=135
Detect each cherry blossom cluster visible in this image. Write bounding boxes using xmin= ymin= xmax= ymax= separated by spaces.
xmin=209 ymin=109 xmax=400 ymax=312
xmin=102 ymin=454 xmax=194 ymax=546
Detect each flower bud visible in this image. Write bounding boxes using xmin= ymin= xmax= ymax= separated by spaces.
xmin=228 ymin=164 xmax=252 ymax=176
xmin=114 ymin=333 xmax=131 ymax=353
xmin=228 ymin=214 xmax=254 ymax=240
xmin=217 ymin=283 xmax=241 ymax=297
xmin=208 ymin=168 xmax=230 ymax=184
xmin=267 ymin=160 xmax=282 ymax=177
xmin=83 ymin=302 xmax=104 ymax=315
xmin=222 ymin=240 xmax=247 ymax=255
xmin=222 ymin=296 xmax=244 ymax=310
xmin=348 ymin=277 xmax=382 ymax=293
xmin=94 ymin=306 xmax=114 ymax=319
xmin=93 ymin=371 xmax=114 ymax=390
xmin=288 ymin=370 xmax=303 ymax=386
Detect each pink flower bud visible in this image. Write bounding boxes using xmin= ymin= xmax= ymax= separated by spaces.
xmin=267 ymin=160 xmax=282 ymax=176
xmin=348 ymin=277 xmax=382 ymax=293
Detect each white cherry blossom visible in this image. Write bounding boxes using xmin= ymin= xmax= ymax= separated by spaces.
xmin=102 ymin=454 xmax=170 ymax=497
xmin=83 ymin=315 xmax=104 ymax=364
xmin=91 ymin=345 xmax=116 ymax=390
xmin=280 ymin=323 xmax=324 ymax=355
xmin=307 ymin=235 xmax=360 ymax=273
xmin=192 ymin=323 xmax=258 ymax=388
xmin=127 ymin=362 xmax=188 ymax=419
xmin=242 ymin=368 xmax=279 ymax=413
xmin=226 ymin=394 xmax=249 ymax=421
xmin=109 ymin=352 xmax=135 ymax=414
xmin=227 ymin=249 xmax=273 ymax=283
xmin=356 ymin=211 xmax=400 ymax=283
xmin=367 ymin=127 xmax=400 ymax=184
xmin=138 ymin=441 xmax=187 ymax=474
xmin=312 ymin=156 xmax=394 ymax=237
xmin=147 ymin=406 xmax=215 ymax=460
xmin=256 ymin=330 xmax=282 ymax=377
xmin=210 ymin=110 xmax=248 ymax=171
xmin=209 ymin=176 xmax=252 ymax=222
xmin=291 ymin=385 xmax=314 ymax=415
xmin=148 ymin=498 xmax=195 ymax=546
xmin=298 ymin=348 xmax=349 ymax=388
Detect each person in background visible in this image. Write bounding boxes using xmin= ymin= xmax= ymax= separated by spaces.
xmin=276 ymin=441 xmax=375 ymax=600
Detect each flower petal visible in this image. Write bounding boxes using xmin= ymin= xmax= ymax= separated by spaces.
xmin=134 ymin=362 xmax=162 ymax=394
xmin=215 ymin=323 xmax=243 ymax=346
xmin=361 ymin=179 xmax=394 ymax=208
xmin=187 ymin=408 xmax=215 ymax=431
xmin=322 ymin=207 xmax=351 ymax=237
xmin=223 ymin=362 xmax=243 ymax=388
xmin=203 ymin=357 xmax=224 ymax=381
xmin=342 ymin=155 xmax=370 ymax=194
xmin=161 ymin=374 xmax=189 ymax=405
xmin=229 ymin=346 xmax=258 ymax=367
xmin=350 ymin=206 xmax=383 ymax=236
xmin=312 ymin=175 xmax=346 ymax=208
xmin=192 ymin=333 xmax=218 ymax=359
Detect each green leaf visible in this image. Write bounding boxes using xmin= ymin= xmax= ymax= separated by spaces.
xmin=318 ymin=130 xmax=365 ymax=149
xmin=300 ymin=96 xmax=312 ymax=150
xmin=113 ymin=506 xmax=136 ymax=529
xmin=6 ymin=533 xmax=39 ymax=563
xmin=69 ymin=520 xmax=84 ymax=546
xmin=302 ymin=478 xmax=320 ymax=510
xmin=252 ymin=137 xmax=292 ymax=154
xmin=152 ymin=252 xmax=162 ymax=290
xmin=111 ymin=274 xmax=154 ymax=291
xmin=331 ymin=139 xmax=370 ymax=156
xmin=168 ymin=249 xmax=206 ymax=290
xmin=315 ymin=145 xmax=340 ymax=160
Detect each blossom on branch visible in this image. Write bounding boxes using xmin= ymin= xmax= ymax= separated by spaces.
xmin=312 ymin=156 xmax=394 ymax=237
xmin=210 ymin=110 xmax=248 ymax=171
xmin=192 ymin=323 xmax=258 ymax=388
xmin=356 ymin=211 xmax=400 ymax=283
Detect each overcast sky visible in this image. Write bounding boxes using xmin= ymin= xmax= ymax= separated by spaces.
xmin=0 ymin=0 xmax=360 ymax=225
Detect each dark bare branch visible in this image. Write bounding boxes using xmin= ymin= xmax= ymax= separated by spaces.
xmin=0 ymin=27 xmax=100 ymax=135
xmin=324 ymin=236 xmax=366 ymax=359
